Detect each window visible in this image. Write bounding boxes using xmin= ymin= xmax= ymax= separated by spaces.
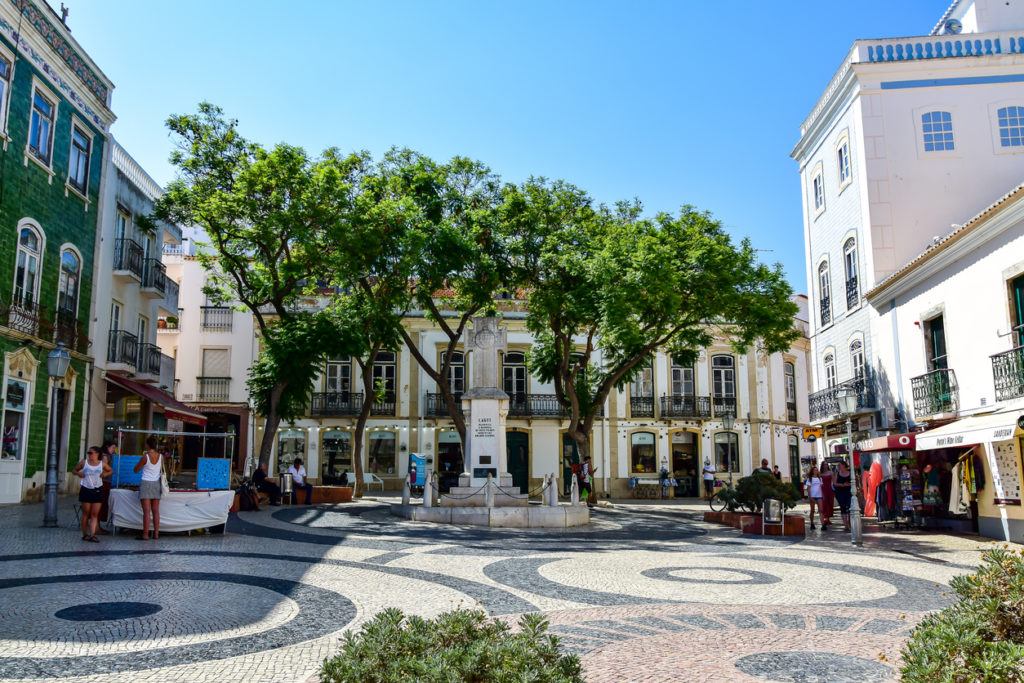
xmin=837 ymin=141 xmax=851 ymax=185
xmin=922 ymin=111 xmax=954 ymax=152
xmin=671 ymin=356 xmax=694 ymax=396
xmin=320 ymin=429 xmax=351 ymax=484
xmin=850 ymin=340 xmax=865 ymax=380
xmin=57 ymin=249 xmax=79 ymax=315
xmin=442 ymin=351 xmax=464 ymax=393
xmin=110 ymin=302 xmax=121 ymax=332
xmin=714 ymin=432 xmax=739 ymax=473
xmin=1011 ymin=274 xmax=1024 ymax=347
xmin=784 ymin=362 xmax=797 ymax=421
xmin=503 ymin=351 xmax=527 ymax=410
xmin=630 ymin=431 xmax=657 ymax=474
xmin=818 ymin=261 xmax=832 ymax=326
xmin=368 ymin=430 xmax=396 ymax=476
xmin=372 ymin=352 xmax=396 ymax=412
xmin=0 ymin=54 xmax=11 ymax=131
xmin=2 ymin=379 xmax=28 ymax=461
xmin=14 ymin=226 xmax=41 ymax=307
xmin=275 ymin=429 xmax=305 ymax=476
xmin=325 ymin=358 xmax=351 ymax=394
xmin=28 ymin=90 xmax=55 ymax=164
xmin=824 ymin=353 xmax=837 ymax=388
xmin=844 ymin=238 xmax=858 ymax=309
xmin=68 ymin=126 xmax=90 ymax=192
xmin=712 ymin=354 xmax=735 ymax=417
xmin=630 ymin=362 xmax=654 ymax=397
xmin=997 ymin=106 xmax=1024 ymax=147
xmin=788 ymin=435 xmax=799 ymax=483
xmin=925 ymin=316 xmax=948 ymax=371
xmin=812 ymin=172 xmax=824 ymax=211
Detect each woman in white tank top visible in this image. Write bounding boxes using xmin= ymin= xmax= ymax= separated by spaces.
xmin=133 ymin=435 xmax=164 ymax=540
xmin=73 ymin=446 xmax=111 ymax=542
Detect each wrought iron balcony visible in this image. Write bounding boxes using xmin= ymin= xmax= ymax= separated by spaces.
xmin=820 ymin=295 xmax=831 ymax=326
xmin=196 ymin=376 xmax=231 ymax=402
xmin=136 ymin=343 xmax=163 ymax=376
xmin=107 ymin=329 xmax=138 ymax=366
xmin=506 ymin=393 xmax=604 ymax=418
xmin=2 ymin=291 xmax=44 ymax=337
xmin=808 ymin=375 xmax=876 ymax=422
xmin=113 ymin=238 xmax=144 ymax=279
xmin=630 ymin=396 xmax=654 ymax=418
xmin=991 ymin=346 xmax=1024 ymax=402
xmin=53 ymin=307 xmax=88 ymax=354
xmin=424 ymin=392 xmax=463 ymax=417
xmin=200 ymin=305 xmax=233 ymax=330
xmin=660 ymin=395 xmax=711 ymax=419
xmin=371 ymin=392 xmax=396 ymax=416
xmin=141 ymin=258 xmax=167 ymax=296
xmin=712 ymin=396 xmax=736 ymax=418
xmin=310 ymin=392 xmax=363 ymax=416
xmin=846 ymin=276 xmax=859 ymax=310
xmin=911 ymin=368 xmax=958 ymax=417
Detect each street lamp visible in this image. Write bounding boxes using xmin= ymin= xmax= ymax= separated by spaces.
xmin=836 ymin=385 xmax=863 ymax=547
xmin=42 ymin=343 xmax=71 ymax=528
xmin=722 ymin=412 xmax=735 ymax=486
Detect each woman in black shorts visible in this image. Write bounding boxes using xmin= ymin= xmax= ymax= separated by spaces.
xmin=73 ymin=446 xmax=111 ymax=542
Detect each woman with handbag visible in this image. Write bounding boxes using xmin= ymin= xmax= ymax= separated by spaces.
xmin=133 ymin=435 xmax=164 ymax=540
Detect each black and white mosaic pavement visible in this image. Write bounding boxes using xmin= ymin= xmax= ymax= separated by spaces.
xmin=0 ymin=496 xmax=1010 ymax=682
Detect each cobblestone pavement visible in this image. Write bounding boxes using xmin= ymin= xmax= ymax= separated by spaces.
xmin=0 ymin=496 xmax=1018 ymax=682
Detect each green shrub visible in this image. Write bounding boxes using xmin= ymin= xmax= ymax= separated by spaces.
xmin=320 ymin=607 xmax=584 ymax=683
xmin=722 ymin=472 xmax=800 ymax=512
xmin=901 ymin=548 xmax=1024 ymax=683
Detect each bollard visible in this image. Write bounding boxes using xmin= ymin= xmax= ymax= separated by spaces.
xmin=548 ymin=473 xmax=558 ymax=507
xmin=570 ymin=471 xmax=580 ymax=505
xmin=424 ymin=473 xmax=434 ymax=508
xmin=402 ymin=475 xmax=411 ymax=505
xmin=485 ymin=473 xmax=494 ymax=508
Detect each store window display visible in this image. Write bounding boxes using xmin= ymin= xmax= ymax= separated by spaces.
xmin=630 ymin=432 xmax=656 ymax=473
xmin=2 ymin=379 xmax=27 ymax=460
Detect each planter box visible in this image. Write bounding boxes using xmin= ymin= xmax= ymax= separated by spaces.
xmin=704 ymin=510 xmax=805 ymax=536
xmin=310 ymin=486 xmax=353 ymax=504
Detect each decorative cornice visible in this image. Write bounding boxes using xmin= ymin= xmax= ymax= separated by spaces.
xmin=0 ymin=14 xmax=112 ymax=131
xmin=7 ymin=0 xmax=107 ymax=102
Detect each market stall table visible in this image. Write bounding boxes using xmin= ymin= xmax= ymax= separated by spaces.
xmin=109 ymin=489 xmax=234 ymax=533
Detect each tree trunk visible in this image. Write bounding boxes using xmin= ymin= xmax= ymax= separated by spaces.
xmin=351 ymin=383 xmax=374 ymax=499
xmin=257 ymin=382 xmax=286 ymax=471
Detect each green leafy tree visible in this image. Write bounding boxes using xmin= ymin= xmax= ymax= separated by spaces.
xmin=504 ymin=178 xmax=800 ymax=467
xmin=152 ymin=103 xmax=365 ymax=469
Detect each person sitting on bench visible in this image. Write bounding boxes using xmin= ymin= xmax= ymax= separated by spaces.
xmin=253 ymin=463 xmax=281 ymax=506
xmin=287 ymin=458 xmax=314 ymax=505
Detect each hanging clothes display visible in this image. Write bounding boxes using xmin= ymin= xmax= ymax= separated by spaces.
xmin=948 ymin=461 xmax=970 ymax=515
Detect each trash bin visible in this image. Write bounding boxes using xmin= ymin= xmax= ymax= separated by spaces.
xmin=280 ymin=474 xmax=294 ymax=504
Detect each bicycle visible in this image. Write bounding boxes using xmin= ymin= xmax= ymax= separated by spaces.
xmin=708 ymin=481 xmax=757 ymax=513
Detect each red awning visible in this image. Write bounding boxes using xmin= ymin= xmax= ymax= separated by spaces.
xmin=856 ymin=433 xmax=916 ymax=452
xmin=105 ymin=374 xmax=207 ymax=426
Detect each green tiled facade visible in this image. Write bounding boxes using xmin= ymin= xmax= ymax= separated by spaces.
xmin=0 ymin=0 xmax=112 ymax=502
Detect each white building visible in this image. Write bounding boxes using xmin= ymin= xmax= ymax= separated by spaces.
xmin=792 ymin=0 xmax=1024 ymax=453
xmin=87 ymin=142 xmax=202 ymax=455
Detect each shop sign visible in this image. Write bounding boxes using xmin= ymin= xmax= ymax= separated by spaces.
xmin=857 ymin=416 xmax=874 ymax=431
xmin=802 ymin=426 xmax=822 ymax=441
xmin=824 ymin=422 xmax=848 ymax=437
xmin=5 ymin=380 xmax=25 ymax=410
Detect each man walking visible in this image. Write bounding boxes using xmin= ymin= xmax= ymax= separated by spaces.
xmin=702 ymin=459 xmax=716 ymax=499
xmin=581 ymin=456 xmax=596 ymax=508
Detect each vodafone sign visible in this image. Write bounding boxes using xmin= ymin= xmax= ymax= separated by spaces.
xmin=856 ymin=433 xmax=915 ymax=452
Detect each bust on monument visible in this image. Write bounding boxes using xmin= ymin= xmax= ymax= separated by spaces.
xmin=463 ymin=317 xmax=508 ymax=399
xmin=460 ymin=317 xmax=510 ymax=486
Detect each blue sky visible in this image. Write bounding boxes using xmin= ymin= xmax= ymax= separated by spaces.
xmin=53 ymin=1 xmax=944 ymax=292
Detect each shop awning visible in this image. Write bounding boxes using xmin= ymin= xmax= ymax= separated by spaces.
xmin=856 ymin=433 xmax=917 ymax=452
xmin=105 ymin=374 xmax=207 ymax=426
xmin=916 ymin=410 xmax=1022 ymax=450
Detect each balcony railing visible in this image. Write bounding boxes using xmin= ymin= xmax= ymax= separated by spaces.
xmin=113 ymin=238 xmax=144 ymax=279
xmin=712 ymin=396 xmax=736 ymax=418
xmin=2 ymin=291 xmax=45 ymax=337
xmin=53 ymin=307 xmax=88 ymax=354
xmin=425 ymin=392 xmax=463 ymax=417
xmin=142 ymin=258 xmax=167 ymax=295
xmin=991 ymin=346 xmax=1024 ymax=402
xmin=820 ymin=295 xmax=831 ymax=326
xmin=660 ymin=395 xmax=712 ymax=419
xmin=846 ymin=276 xmax=859 ymax=310
xmin=309 ymin=392 xmax=363 ymax=416
xmin=630 ymin=396 xmax=654 ymax=418
xmin=911 ymin=368 xmax=959 ymax=417
xmin=136 ymin=343 xmax=163 ymax=376
xmin=371 ymin=392 xmax=396 ymax=416
xmin=196 ymin=376 xmax=231 ymax=402
xmin=809 ymin=374 xmax=876 ymax=422
xmin=506 ymin=393 xmax=604 ymax=418
xmin=200 ymin=306 xmax=233 ymax=330
xmin=107 ymin=329 xmax=138 ymax=366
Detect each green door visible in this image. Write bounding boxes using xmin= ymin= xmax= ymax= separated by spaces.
xmin=561 ymin=434 xmax=579 ymax=496
xmin=506 ymin=431 xmax=529 ymax=494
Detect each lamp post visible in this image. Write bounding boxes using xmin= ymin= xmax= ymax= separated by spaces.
xmin=42 ymin=343 xmax=71 ymax=528
xmin=722 ymin=412 xmax=735 ymax=486
xmin=836 ymin=386 xmax=863 ymax=547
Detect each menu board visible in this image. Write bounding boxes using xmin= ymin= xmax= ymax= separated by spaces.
xmin=990 ymin=440 xmax=1022 ymax=505
xmin=111 ymin=455 xmax=143 ymax=486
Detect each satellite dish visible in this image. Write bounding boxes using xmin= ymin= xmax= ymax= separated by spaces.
xmin=944 ymin=18 xmax=963 ymax=34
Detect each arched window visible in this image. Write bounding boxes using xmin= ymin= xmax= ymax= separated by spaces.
xmin=714 ymin=432 xmax=739 ymax=473
xmin=818 ymin=261 xmax=832 ymax=326
xmin=630 ymin=431 xmax=657 ymax=474
xmin=824 ymin=353 xmax=837 ymax=388
xmin=922 ymin=111 xmax=954 ymax=151
xmin=836 ymin=140 xmax=851 ymax=185
xmin=844 ymin=238 xmax=858 ymax=309
xmin=57 ymin=249 xmax=80 ymax=314
xmin=14 ymin=226 xmax=42 ymax=308
xmin=850 ymin=340 xmax=865 ymax=380
xmin=997 ymin=106 xmax=1024 ymax=147
xmin=784 ymin=362 xmax=796 ymax=421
